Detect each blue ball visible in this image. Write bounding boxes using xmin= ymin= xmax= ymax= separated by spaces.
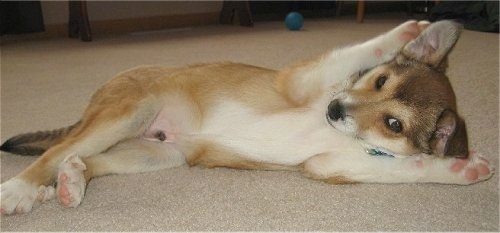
xmin=285 ymin=12 xmax=303 ymax=31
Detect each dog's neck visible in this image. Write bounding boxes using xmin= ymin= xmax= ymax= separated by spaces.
xmin=359 ymin=142 xmax=398 ymax=158
xmin=365 ymin=148 xmax=395 ymax=158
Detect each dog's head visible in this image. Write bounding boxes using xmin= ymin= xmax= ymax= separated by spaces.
xmin=327 ymin=21 xmax=468 ymax=158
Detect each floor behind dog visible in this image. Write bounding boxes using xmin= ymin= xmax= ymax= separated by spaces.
xmin=1 ymin=18 xmax=498 ymax=231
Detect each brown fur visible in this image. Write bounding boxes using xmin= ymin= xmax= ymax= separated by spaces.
xmin=187 ymin=143 xmax=298 ymax=171
xmin=301 ymin=166 xmax=358 ymax=185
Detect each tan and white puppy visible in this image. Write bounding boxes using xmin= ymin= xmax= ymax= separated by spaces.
xmin=0 ymin=20 xmax=493 ymax=215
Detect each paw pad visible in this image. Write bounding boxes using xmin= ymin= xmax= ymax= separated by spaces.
xmin=398 ymin=20 xmax=419 ymax=42
xmin=450 ymin=153 xmax=493 ymax=182
xmin=56 ymin=154 xmax=87 ymax=208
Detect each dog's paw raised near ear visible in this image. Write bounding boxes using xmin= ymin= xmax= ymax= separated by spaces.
xmin=374 ymin=20 xmax=424 ymax=59
xmin=449 ymin=152 xmax=494 ymax=184
xmin=388 ymin=20 xmax=421 ymax=42
xmin=394 ymin=20 xmax=430 ymax=42
xmin=417 ymin=20 xmax=431 ymax=32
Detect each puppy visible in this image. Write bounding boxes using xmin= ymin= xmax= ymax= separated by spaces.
xmin=0 ymin=20 xmax=493 ymax=215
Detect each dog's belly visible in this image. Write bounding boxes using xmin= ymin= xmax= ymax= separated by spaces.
xmin=141 ymin=98 xmax=363 ymax=166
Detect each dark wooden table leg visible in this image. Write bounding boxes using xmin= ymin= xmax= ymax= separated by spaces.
xmin=220 ymin=0 xmax=253 ymax=27
xmin=356 ymin=0 xmax=365 ymax=23
xmin=68 ymin=1 xmax=92 ymax=42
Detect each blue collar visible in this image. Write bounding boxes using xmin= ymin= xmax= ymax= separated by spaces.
xmin=365 ymin=148 xmax=395 ymax=158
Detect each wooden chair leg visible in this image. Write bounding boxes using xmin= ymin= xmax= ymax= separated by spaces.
xmin=357 ymin=0 xmax=365 ymax=23
xmin=68 ymin=1 xmax=92 ymax=42
xmin=336 ymin=1 xmax=344 ymax=17
xmin=220 ymin=0 xmax=253 ymax=27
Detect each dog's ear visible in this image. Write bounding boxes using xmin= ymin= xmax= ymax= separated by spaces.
xmin=403 ymin=20 xmax=462 ymax=71
xmin=429 ymin=110 xmax=469 ymax=158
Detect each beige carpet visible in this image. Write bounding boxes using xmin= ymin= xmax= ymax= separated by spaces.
xmin=1 ymin=17 xmax=498 ymax=231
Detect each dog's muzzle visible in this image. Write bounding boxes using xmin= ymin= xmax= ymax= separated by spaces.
xmin=327 ymin=100 xmax=346 ymax=121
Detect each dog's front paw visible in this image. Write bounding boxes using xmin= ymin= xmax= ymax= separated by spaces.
xmin=387 ymin=20 xmax=425 ymax=43
xmin=0 ymin=178 xmax=54 ymax=215
xmin=448 ymin=152 xmax=494 ymax=185
xmin=374 ymin=20 xmax=429 ymax=59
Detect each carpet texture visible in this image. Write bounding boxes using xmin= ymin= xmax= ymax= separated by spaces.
xmin=1 ymin=17 xmax=498 ymax=231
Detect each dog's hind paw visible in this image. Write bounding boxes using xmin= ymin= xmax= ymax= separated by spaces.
xmin=56 ymin=154 xmax=87 ymax=208
xmin=0 ymin=179 xmax=54 ymax=215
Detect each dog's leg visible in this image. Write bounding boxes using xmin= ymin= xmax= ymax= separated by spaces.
xmin=55 ymin=139 xmax=185 ymax=207
xmin=1 ymin=99 xmax=160 ymax=215
xmin=277 ymin=20 xmax=429 ymax=106
xmin=303 ymin=152 xmax=494 ymax=185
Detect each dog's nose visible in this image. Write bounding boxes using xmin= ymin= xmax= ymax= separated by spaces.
xmin=328 ymin=100 xmax=346 ymax=121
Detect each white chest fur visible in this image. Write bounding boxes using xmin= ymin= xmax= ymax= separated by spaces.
xmin=198 ymin=101 xmax=362 ymax=165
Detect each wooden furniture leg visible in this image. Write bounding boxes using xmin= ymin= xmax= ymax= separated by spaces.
xmin=335 ymin=1 xmax=344 ymax=17
xmin=356 ymin=0 xmax=365 ymax=23
xmin=68 ymin=1 xmax=92 ymax=42
xmin=220 ymin=0 xmax=253 ymax=27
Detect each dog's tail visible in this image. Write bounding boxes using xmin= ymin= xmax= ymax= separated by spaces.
xmin=0 ymin=122 xmax=80 ymax=156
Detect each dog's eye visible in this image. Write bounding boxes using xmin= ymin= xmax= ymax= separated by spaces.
xmin=385 ymin=117 xmax=403 ymax=133
xmin=375 ymin=75 xmax=388 ymax=90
